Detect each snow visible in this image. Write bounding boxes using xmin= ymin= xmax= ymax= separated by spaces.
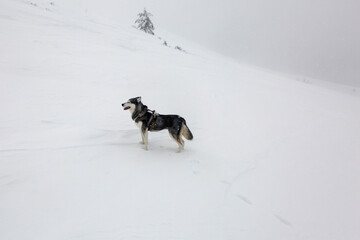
xmin=1 ymin=1 xmax=360 ymax=240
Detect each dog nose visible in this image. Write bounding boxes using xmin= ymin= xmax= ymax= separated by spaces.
xmin=122 ymin=103 xmax=124 ymax=106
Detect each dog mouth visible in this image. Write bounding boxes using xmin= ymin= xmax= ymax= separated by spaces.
xmin=123 ymin=106 xmax=130 ymax=110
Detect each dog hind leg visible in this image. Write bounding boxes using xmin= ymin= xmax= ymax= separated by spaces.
xmin=169 ymin=130 xmax=184 ymax=152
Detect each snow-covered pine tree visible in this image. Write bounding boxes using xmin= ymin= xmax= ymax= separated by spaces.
xmin=175 ymin=46 xmax=186 ymax=53
xmin=135 ymin=9 xmax=155 ymax=35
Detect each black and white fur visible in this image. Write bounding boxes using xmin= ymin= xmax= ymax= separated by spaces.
xmin=122 ymin=97 xmax=193 ymax=152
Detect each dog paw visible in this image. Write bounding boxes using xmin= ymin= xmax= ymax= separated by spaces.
xmin=139 ymin=141 xmax=145 ymax=145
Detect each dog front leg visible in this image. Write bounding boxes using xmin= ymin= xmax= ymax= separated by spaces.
xmin=140 ymin=125 xmax=149 ymax=150
xmin=140 ymin=129 xmax=145 ymax=144
xmin=136 ymin=121 xmax=145 ymax=144
xmin=143 ymin=128 xmax=149 ymax=150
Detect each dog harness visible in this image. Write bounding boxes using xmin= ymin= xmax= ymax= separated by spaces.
xmin=133 ymin=106 xmax=158 ymax=130
xmin=147 ymin=110 xmax=158 ymax=131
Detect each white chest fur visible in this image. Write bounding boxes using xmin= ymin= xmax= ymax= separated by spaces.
xmin=135 ymin=121 xmax=142 ymax=129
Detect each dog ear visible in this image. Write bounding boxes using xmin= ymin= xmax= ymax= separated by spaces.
xmin=137 ymin=97 xmax=141 ymax=103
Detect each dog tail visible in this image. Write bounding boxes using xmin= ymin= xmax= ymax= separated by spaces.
xmin=181 ymin=122 xmax=193 ymax=140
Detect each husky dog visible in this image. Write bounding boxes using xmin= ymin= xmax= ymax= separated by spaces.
xmin=122 ymin=97 xmax=193 ymax=152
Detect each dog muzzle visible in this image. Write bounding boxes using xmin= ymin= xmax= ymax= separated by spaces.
xmin=122 ymin=103 xmax=130 ymax=110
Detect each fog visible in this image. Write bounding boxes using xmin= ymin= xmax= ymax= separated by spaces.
xmin=68 ymin=0 xmax=360 ymax=86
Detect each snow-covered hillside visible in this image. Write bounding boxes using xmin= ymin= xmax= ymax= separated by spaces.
xmin=1 ymin=1 xmax=360 ymax=240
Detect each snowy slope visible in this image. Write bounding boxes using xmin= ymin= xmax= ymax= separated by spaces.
xmin=1 ymin=1 xmax=360 ymax=240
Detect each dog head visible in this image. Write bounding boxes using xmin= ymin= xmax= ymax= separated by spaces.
xmin=122 ymin=96 xmax=141 ymax=112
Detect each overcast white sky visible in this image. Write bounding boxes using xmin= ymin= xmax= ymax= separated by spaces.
xmin=69 ymin=0 xmax=360 ymax=86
